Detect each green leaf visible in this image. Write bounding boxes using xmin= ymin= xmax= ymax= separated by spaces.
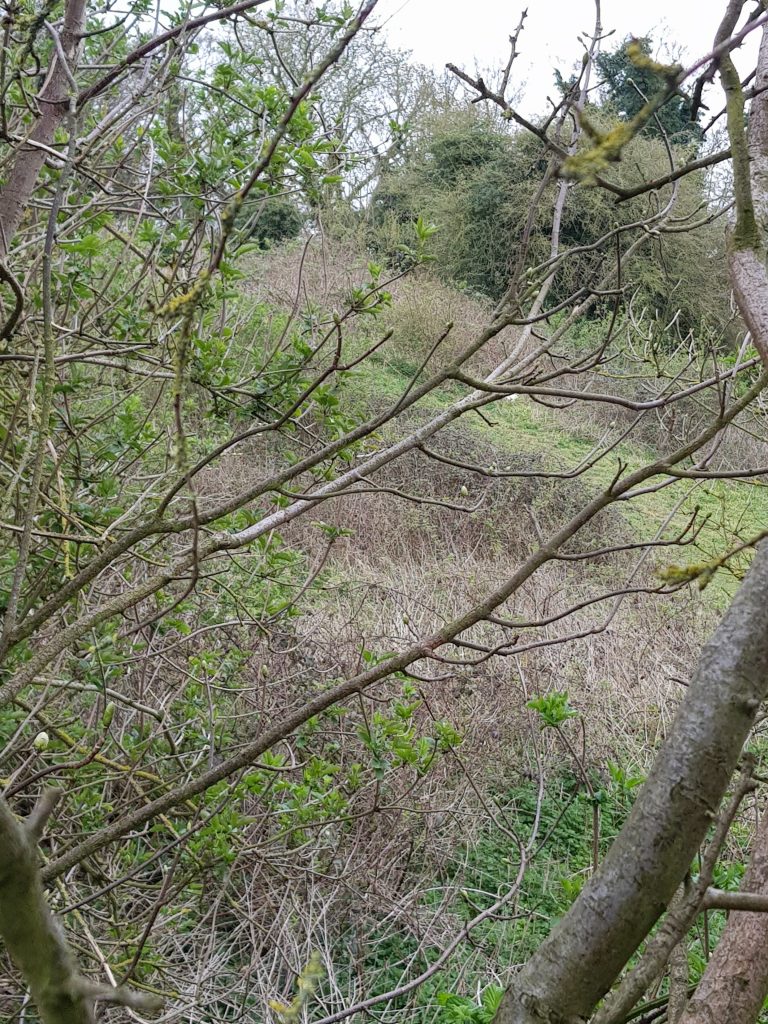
xmin=415 ymin=215 xmax=438 ymax=242
xmin=527 ymin=691 xmax=579 ymax=728
xmin=59 ymin=234 xmax=103 ymax=257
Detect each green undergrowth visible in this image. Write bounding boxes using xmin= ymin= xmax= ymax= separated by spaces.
xmin=222 ymin=274 xmax=766 ymax=1022
xmin=344 ymin=768 xmax=634 ymax=1018
xmin=348 ymin=763 xmax=756 ymax=1024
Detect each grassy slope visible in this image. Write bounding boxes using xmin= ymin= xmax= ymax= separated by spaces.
xmin=242 ymin=251 xmax=768 ymax=1016
xmin=341 ymin=348 xmax=768 ymax=1013
xmin=350 ymin=350 xmax=768 ymax=606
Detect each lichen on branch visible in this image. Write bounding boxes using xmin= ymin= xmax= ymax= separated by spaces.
xmin=561 ymin=41 xmax=682 ymax=183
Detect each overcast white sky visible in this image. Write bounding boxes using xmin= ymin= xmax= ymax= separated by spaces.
xmin=373 ymin=0 xmax=758 ymax=114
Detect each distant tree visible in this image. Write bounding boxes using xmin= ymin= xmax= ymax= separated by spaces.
xmin=245 ymin=197 xmax=304 ymax=246
xmin=372 ymin=108 xmax=730 ymax=341
xmin=230 ymin=0 xmax=441 ymax=205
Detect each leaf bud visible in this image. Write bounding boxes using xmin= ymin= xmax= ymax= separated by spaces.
xmin=33 ymin=732 xmax=49 ymax=751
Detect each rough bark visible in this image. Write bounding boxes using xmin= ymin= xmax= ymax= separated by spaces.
xmin=494 ymin=541 xmax=768 ymax=1024
xmin=591 ymin=765 xmax=757 ymax=1024
xmin=667 ymin=941 xmax=689 ymax=1024
xmin=677 ymin=806 xmax=768 ymax=1024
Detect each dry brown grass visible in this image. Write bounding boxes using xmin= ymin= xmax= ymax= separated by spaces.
xmin=247 ymin=233 xmax=518 ymax=377
xmin=282 ymin=431 xmax=709 ymax=776
xmin=248 ymin=234 xmax=371 ymax=310
xmin=12 ymin=236 xmax=730 ymax=1024
xmin=234 ymin=235 xmax=721 ymax=777
xmin=378 ymin=274 xmax=514 ymax=377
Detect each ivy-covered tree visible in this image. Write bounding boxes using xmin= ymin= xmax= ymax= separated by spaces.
xmin=1 ymin=4 xmax=768 ymax=1024
xmin=372 ymin=107 xmax=730 ymax=342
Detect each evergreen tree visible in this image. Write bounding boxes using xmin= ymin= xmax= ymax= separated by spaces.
xmin=595 ymin=36 xmax=701 ymax=145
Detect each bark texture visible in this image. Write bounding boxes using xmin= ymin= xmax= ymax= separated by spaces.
xmin=678 ymin=806 xmax=768 ymax=1024
xmin=667 ymin=941 xmax=689 ymax=1024
xmin=0 ymin=792 xmax=161 ymax=1023
xmin=495 ymin=541 xmax=768 ymax=1024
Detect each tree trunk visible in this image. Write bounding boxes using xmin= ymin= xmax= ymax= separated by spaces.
xmin=0 ymin=792 xmax=94 ymax=1024
xmin=678 ymin=807 xmax=768 ymax=1024
xmin=674 ymin=18 xmax=768 ymax=1024
xmin=494 ymin=541 xmax=768 ymax=1024
xmin=0 ymin=791 xmax=161 ymax=1023
xmin=667 ymin=941 xmax=689 ymax=1023
xmin=0 ymin=0 xmax=87 ymax=258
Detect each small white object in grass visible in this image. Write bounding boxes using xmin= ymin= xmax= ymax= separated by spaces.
xmin=33 ymin=731 xmax=49 ymax=751
xmin=460 ymin=485 xmax=469 ymax=497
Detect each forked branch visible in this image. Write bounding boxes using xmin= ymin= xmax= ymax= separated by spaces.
xmin=0 ymin=789 xmax=162 ymax=1024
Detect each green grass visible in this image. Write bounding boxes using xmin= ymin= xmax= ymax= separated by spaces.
xmin=349 ymin=352 xmax=768 ymax=606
